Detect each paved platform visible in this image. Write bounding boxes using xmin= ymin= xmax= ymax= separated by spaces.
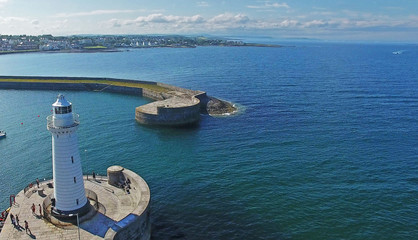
xmin=137 ymin=96 xmax=198 ymax=114
xmin=1 ymin=175 xmax=139 ymax=239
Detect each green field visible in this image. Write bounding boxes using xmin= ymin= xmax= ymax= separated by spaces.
xmin=83 ymin=46 xmax=107 ymax=49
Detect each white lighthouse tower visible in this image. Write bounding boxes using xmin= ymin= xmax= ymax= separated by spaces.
xmin=47 ymin=94 xmax=88 ymax=215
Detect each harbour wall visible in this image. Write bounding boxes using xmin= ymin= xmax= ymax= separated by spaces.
xmin=0 ymin=76 xmax=216 ymax=126
xmin=104 ymin=167 xmax=151 ymax=240
xmin=0 ymin=76 xmax=236 ymax=126
xmin=142 ymin=88 xmax=170 ymax=100
xmin=135 ymin=97 xmax=201 ymax=126
xmin=157 ymin=82 xmax=210 ymax=111
xmin=0 ymin=75 xmax=155 ymax=85
xmin=0 ymin=77 xmax=145 ymax=96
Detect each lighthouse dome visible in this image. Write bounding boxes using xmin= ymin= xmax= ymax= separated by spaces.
xmin=51 ymin=94 xmax=76 ymax=127
xmin=53 ymin=94 xmax=72 ymax=115
xmin=53 ymin=94 xmax=71 ymax=106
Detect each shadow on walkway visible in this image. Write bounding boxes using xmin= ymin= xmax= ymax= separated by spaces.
xmin=80 ymin=212 xmax=116 ymax=237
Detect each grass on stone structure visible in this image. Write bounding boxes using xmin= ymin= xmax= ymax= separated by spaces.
xmin=0 ymin=49 xmax=40 ymax=54
xmin=0 ymin=78 xmax=170 ymax=93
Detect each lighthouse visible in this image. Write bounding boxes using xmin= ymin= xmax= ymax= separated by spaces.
xmin=47 ymin=94 xmax=88 ymax=215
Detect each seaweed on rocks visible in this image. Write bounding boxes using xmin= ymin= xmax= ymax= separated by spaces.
xmin=206 ymin=97 xmax=237 ymax=116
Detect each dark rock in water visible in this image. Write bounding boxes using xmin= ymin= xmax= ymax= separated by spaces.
xmin=206 ymin=97 xmax=236 ymax=115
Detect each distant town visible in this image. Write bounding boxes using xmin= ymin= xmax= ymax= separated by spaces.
xmin=0 ymin=34 xmax=279 ymax=54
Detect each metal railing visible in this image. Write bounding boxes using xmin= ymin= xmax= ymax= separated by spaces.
xmin=85 ymin=189 xmax=99 ymax=210
xmin=46 ymin=113 xmax=80 ymax=129
xmin=24 ymin=182 xmax=36 ymax=196
xmin=42 ymin=195 xmax=53 ymax=222
xmin=42 ymin=189 xmax=99 ymax=223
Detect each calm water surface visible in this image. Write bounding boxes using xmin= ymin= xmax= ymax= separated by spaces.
xmin=0 ymin=42 xmax=417 ymax=239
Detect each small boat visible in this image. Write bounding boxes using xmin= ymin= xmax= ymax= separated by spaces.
xmin=0 ymin=131 xmax=6 ymax=139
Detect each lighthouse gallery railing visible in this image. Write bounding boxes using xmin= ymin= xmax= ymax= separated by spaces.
xmin=46 ymin=113 xmax=80 ymax=129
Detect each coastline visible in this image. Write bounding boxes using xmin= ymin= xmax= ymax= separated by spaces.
xmin=0 ymin=48 xmax=121 ymax=55
xmin=0 ymin=43 xmax=281 ymax=55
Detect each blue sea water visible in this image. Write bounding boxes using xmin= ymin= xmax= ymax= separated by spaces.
xmin=0 ymin=42 xmax=417 ymax=240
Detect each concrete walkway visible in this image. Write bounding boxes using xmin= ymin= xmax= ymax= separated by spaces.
xmin=1 ymin=176 xmax=137 ymax=239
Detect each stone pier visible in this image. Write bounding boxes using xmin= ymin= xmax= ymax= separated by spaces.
xmin=0 ymin=166 xmax=150 ymax=240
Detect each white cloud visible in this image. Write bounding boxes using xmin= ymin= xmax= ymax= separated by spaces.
xmin=279 ymin=19 xmax=299 ymax=27
xmin=0 ymin=0 xmax=414 ymax=41
xmin=53 ymin=9 xmax=140 ymax=18
xmin=208 ymin=13 xmax=249 ymax=24
xmin=310 ymin=11 xmax=336 ymax=16
xmin=0 ymin=16 xmax=28 ymax=24
xmin=3 ymin=9 xmax=411 ymax=38
xmin=103 ymin=11 xmax=418 ymax=34
xmin=247 ymin=2 xmax=289 ymax=9
xmin=106 ymin=13 xmax=252 ymax=33
xmin=109 ymin=18 xmax=122 ymax=28
xmin=302 ymin=20 xmax=327 ymax=28
xmin=111 ymin=13 xmax=205 ymax=29
xmin=0 ymin=0 xmax=8 ymax=7
xmin=0 ymin=16 xmax=47 ymax=35
xmin=140 ymin=14 xmax=203 ymax=24
xmin=269 ymin=3 xmax=290 ymax=9
xmin=197 ymin=1 xmax=209 ymax=7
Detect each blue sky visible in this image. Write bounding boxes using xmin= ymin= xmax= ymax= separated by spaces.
xmin=0 ymin=0 xmax=417 ymax=42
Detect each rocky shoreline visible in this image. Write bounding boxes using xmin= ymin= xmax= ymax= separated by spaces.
xmin=206 ymin=97 xmax=237 ymax=115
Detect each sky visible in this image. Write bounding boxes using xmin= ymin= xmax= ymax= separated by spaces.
xmin=0 ymin=0 xmax=417 ymax=42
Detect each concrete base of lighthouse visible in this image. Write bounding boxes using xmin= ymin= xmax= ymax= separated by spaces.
xmin=48 ymin=198 xmax=93 ymax=225
xmin=51 ymin=201 xmax=91 ymax=219
xmin=0 ymin=166 xmax=151 ymax=240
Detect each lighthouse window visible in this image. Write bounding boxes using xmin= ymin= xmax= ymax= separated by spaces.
xmin=76 ymin=199 xmax=79 ymax=205
xmin=55 ymin=106 xmax=72 ymax=114
xmin=74 ymin=177 xmax=76 ymax=183
xmin=63 ymin=105 xmax=72 ymax=113
xmin=71 ymin=156 xmax=74 ymax=163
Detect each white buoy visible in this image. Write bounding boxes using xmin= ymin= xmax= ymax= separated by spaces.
xmin=47 ymin=94 xmax=87 ymax=214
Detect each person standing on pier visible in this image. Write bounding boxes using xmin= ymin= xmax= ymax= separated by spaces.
xmin=15 ymin=214 xmax=20 ymax=227
xmin=24 ymin=220 xmax=32 ymax=235
xmin=10 ymin=213 xmax=15 ymax=226
xmin=31 ymin=203 xmax=36 ymax=215
xmin=36 ymin=178 xmax=40 ymax=188
xmin=38 ymin=204 xmax=42 ymax=217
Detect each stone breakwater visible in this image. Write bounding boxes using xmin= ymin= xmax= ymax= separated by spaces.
xmin=0 ymin=76 xmax=236 ymax=126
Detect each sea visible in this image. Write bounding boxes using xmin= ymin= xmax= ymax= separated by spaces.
xmin=0 ymin=40 xmax=417 ymax=240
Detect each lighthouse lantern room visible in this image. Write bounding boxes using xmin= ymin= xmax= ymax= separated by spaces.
xmin=47 ymin=94 xmax=88 ymax=215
